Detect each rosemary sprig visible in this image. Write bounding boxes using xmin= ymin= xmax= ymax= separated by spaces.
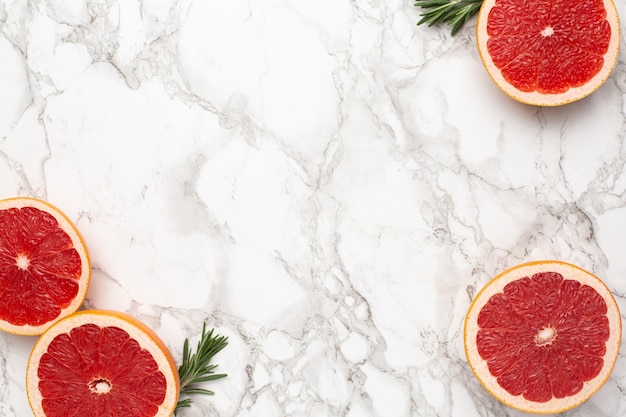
xmin=175 ymin=323 xmax=229 ymax=414
xmin=414 ymin=0 xmax=483 ymax=35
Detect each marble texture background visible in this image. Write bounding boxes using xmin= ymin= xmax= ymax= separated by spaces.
xmin=1 ymin=0 xmax=626 ymax=416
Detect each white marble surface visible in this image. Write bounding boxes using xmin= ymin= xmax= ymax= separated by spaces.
xmin=1 ymin=0 xmax=626 ymax=416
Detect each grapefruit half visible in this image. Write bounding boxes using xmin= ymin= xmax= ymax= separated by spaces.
xmin=464 ymin=260 xmax=621 ymax=414
xmin=26 ymin=309 xmax=180 ymax=417
xmin=476 ymin=0 xmax=620 ymax=106
xmin=0 ymin=197 xmax=90 ymax=335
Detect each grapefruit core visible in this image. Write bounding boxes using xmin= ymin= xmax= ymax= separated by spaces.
xmin=26 ymin=310 xmax=180 ymax=417
xmin=476 ymin=0 xmax=620 ymax=106
xmin=464 ymin=261 xmax=621 ymax=414
xmin=0 ymin=197 xmax=90 ymax=335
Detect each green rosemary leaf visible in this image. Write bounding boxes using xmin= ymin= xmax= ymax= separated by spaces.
xmin=414 ymin=0 xmax=483 ymax=35
xmin=175 ymin=399 xmax=193 ymax=409
xmin=180 ymin=387 xmax=216 ymax=396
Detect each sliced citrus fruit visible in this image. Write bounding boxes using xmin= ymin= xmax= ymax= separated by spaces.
xmin=26 ymin=309 xmax=180 ymax=417
xmin=0 ymin=197 xmax=90 ymax=335
xmin=464 ymin=261 xmax=621 ymax=414
xmin=476 ymin=0 xmax=620 ymax=106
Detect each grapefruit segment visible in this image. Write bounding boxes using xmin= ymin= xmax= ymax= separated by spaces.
xmin=26 ymin=310 xmax=180 ymax=417
xmin=476 ymin=0 xmax=620 ymax=105
xmin=0 ymin=197 xmax=90 ymax=335
xmin=464 ymin=261 xmax=621 ymax=414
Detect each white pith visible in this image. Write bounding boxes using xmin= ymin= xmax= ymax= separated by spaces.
xmin=15 ymin=254 xmax=30 ymax=270
xmin=535 ymin=326 xmax=556 ymax=346
xmin=476 ymin=0 xmax=621 ymax=106
xmin=90 ymin=379 xmax=112 ymax=394
xmin=464 ymin=261 xmax=622 ymax=414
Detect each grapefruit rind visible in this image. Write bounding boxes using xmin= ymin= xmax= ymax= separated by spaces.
xmin=0 ymin=197 xmax=91 ymax=335
xmin=26 ymin=310 xmax=180 ymax=417
xmin=476 ymin=0 xmax=620 ymax=106
xmin=464 ymin=260 xmax=622 ymax=414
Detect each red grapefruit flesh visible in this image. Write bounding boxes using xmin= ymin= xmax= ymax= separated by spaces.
xmin=0 ymin=197 xmax=90 ymax=335
xmin=464 ymin=261 xmax=621 ymax=414
xmin=26 ymin=310 xmax=180 ymax=417
xmin=476 ymin=0 xmax=620 ymax=105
